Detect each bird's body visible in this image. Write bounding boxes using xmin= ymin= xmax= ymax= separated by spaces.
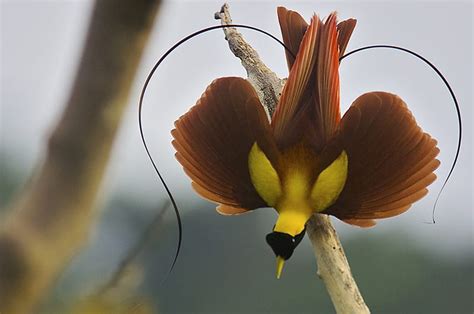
xmin=171 ymin=6 xmax=439 ymax=277
xmin=249 ymin=141 xmax=348 ymax=237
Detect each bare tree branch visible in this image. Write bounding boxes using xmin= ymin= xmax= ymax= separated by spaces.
xmin=215 ymin=3 xmax=285 ymax=118
xmin=0 ymin=0 xmax=161 ymax=312
xmin=215 ymin=4 xmax=370 ymax=313
xmin=307 ymin=215 xmax=370 ymax=313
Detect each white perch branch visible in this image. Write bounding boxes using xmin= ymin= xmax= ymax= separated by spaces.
xmin=215 ymin=3 xmax=285 ymax=118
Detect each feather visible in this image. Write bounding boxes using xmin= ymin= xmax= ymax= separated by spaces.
xmin=342 ymin=218 xmax=376 ymax=228
xmin=277 ymin=7 xmax=357 ymax=66
xmin=313 ymin=13 xmax=341 ymax=149
xmin=172 ymin=77 xmax=279 ymax=213
xmin=272 ymin=15 xmax=320 ymax=149
xmin=337 ymin=18 xmax=357 ymax=57
xmin=324 ymin=92 xmax=440 ymax=223
xmin=277 ymin=6 xmax=308 ymax=70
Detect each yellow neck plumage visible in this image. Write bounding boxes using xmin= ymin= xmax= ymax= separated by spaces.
xmin=248 ymin=142 xmax=348 ymax=236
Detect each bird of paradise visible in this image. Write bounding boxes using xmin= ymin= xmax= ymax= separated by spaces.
xmin=171 ymin=7 xmax=439 ymax=278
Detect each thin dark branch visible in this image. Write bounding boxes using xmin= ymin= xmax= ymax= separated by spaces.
xmin=98 ymin=201 xmax=170 ymax=295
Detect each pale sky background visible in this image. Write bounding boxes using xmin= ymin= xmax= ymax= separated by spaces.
xmin=1 ymin=0 xmax=473 ymax=259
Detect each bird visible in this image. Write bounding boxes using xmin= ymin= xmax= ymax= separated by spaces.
xmin=171 ymin=7 xmax=440 ymax=279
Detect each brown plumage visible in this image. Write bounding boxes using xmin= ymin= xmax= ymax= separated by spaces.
xmin=171 ymin=7 xmax=439 ymax=272
xmin=323 ymin=92 xmax=439 ymax=226
xmin=172 ymin=7 xmax=439 ymax=226
xmin=172 ymin=77 xmax=285 ymax=215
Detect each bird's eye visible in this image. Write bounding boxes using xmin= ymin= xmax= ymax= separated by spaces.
xmin=265 ymin=228 xmax=306 ymax=260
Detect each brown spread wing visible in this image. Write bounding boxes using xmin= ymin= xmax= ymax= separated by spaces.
xmin=323 ymin=92 xmax=440 ymax=226
xmin=172 ymin=77 xmax=279 ymax=214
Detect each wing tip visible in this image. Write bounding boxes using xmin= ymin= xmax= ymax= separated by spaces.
xmin=216 ymin=204 xmax=250 ymax=216
xmin=342 ymin=218 xmax=377 ymax=228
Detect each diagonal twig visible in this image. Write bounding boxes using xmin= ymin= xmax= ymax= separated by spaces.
xmin=97 ymin=201 xmax=170 ymax=296
xmin=215 ymin=3 xmax=285 ymax=118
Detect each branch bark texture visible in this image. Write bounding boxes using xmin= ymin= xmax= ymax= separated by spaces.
xmin=0 ymin=0 xmax=161 ymax=313
xmin=307 ymin=215 xmax=370 ymax=313
xmin=215 ymin=3 xmax=285 ymax=118
xmin=216 ymin=4 xmax=370 ymax=313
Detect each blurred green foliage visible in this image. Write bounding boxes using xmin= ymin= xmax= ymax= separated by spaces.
xmin=143 ymin=207 xmax=473 ymax=313
xmin=1 ymin=160 xmax=472 ymax=313
xmin=0 ymin=157 xmax=23 ymax=209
